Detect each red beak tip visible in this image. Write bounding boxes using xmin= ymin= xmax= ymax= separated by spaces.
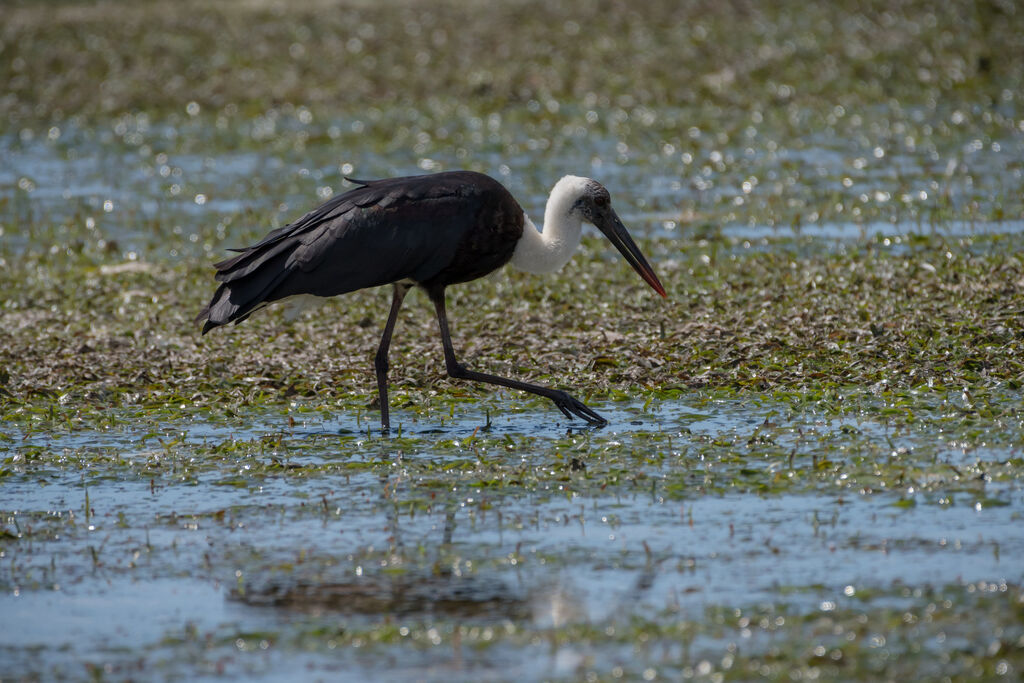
xmin=648 ymin=279 xmax=668 ymax=299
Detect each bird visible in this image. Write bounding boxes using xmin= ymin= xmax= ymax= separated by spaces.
xmin=196 ymin=170 xmax=666 ymax=430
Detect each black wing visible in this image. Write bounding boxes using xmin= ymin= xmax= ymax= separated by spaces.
xmin=195 ymin=171 xmax=523 ymax=334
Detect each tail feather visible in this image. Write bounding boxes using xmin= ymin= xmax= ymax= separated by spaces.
xmin=196 ymin=247 xmax=295 ymax=334
xmin=196 ymin=172 xmax=470 ymax=335
xmin=212 ymin=239 xmax=296 ymax=283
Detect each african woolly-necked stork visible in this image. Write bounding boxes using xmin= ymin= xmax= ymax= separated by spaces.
xmin=196 ymin=171 xmax=666 ymax=430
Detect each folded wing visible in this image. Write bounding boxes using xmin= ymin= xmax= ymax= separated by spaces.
xmin=195 ymin=172 xmax=519 ymax=333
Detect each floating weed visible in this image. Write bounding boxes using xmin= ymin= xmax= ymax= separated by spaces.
xmin=87 ymin=580 xmax=1024 ymax=681
xmin=3 ymin=0 xmax=1024 ymax=678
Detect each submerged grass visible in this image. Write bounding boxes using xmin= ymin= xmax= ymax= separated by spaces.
xmin=2 ymin=0 xmax=1023 ymax=680
xmin=2 ymin=232 xmax=1023 ymax=423
xmin=3 ymin=230 xmax=1023 ymax=680
xmin=200 ymin=581 xmax=1024 ymax=681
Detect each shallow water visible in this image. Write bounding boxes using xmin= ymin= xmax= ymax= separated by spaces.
xmin=3 ymin=46 xmax=1024 ymax=678
xmin=2 ymin=392 xmax=1021 ymax=677
xmin=4 ymin=101 xmax=1023 ymax=263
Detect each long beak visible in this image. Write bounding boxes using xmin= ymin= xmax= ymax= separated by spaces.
xmin=595 ymin=209 xmax=668 ymax=298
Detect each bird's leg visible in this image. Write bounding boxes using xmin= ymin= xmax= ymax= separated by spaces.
xmin=429 ymin=288 xmax=607 ymax=425
xmin=375 ymin=283 xmax=410 ymax=432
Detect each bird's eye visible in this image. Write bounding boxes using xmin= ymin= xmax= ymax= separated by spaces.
xmin=594 ymin=195 xmax=608 ymax=207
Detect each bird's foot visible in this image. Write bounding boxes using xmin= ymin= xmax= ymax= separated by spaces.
xmin=550 ymin=390 xmax=608 ymax=426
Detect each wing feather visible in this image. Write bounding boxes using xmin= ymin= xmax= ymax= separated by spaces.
xmin=195 ymin=172 xmax=521 ymax=333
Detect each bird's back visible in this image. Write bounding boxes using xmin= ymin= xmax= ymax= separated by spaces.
xmin=196 ymin=171 xmax=524 ymax=333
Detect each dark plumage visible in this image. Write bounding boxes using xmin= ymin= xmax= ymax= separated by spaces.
xmin=197 ymin=172 xmax=523 ymax=333
xmin=197 ymin=170 xmax=666 ymax=430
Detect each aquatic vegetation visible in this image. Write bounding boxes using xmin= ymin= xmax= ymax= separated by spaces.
xmin=1 ymin=0 xmax=1023 ymax=679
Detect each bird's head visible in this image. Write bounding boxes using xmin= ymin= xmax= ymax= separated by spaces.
xmin=567 ymin=178 xmax=668 ymax=299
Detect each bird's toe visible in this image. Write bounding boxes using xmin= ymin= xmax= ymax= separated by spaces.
xmin=551 ymin=391 xmax=607 ymax=425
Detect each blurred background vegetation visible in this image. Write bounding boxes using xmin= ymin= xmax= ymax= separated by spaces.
xmin=3 ymin=5 xmax=1024 ymax=679
xmin=4 ymin=0 xmax=1022 ymax=239
xmin=3 ymin=0 xmax=1021 ymax=124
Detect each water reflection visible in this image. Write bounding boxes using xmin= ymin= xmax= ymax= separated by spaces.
xmin=234 ymin=572 xmax=530 ymax=621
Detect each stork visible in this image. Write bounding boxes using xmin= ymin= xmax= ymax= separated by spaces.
xmin=196 ymin=171 xmax=666 ymax=430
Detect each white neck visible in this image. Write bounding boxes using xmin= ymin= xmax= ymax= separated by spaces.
xmin=510 ymin=175 xmax=590 ymax=274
